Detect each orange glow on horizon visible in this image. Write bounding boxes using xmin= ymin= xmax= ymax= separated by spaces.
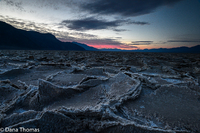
xmin=87 ymin=44 xmax=185 ymax=50
xmin=87 ymin=44 xmax=138 ymax=50
xmin=60 ymin=39 xmax=184 ymax=50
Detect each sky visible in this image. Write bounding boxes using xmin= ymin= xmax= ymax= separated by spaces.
xmin=0 ymin=0 xmax=200 ymax=50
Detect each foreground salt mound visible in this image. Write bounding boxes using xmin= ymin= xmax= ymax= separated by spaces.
xmin=46 ymin=72 xmax=141 ymax=110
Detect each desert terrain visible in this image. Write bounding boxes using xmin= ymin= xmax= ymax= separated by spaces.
xmin=0 ymin=50 xmax=200 ymax=133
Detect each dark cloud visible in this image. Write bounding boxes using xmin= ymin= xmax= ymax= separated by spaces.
xmin=127 ymin=21 xmax=150 ymax=25
xmin=61 ymin=17 xmax=122 ymax=31
xmin=167 ymin=40 xmax=200 ymax=43
xmin=153 ymin=41 xmax=167 ymax=44
xmin=61 ymin=17 xmax=149 ymax=31
xmin=131 ymin=41 xmax=153 ymax=45
xmin=118 ymin=45 xmax=138 ymax=49
xmin=113 ymin=29 xmax=127 ymax=32
xmin=81 ymin=0 xmax=182 ymax=17
xmin=115 ymin=37 xmax=122 ymax=39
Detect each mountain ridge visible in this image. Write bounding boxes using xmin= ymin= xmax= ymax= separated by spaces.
xmin=100 ymin=45 xmax=200 ymax=53
xmin=72 ymin=42 xmax=99 ymax=51
xmin=0 ymin=21 xmax=85 ymax=51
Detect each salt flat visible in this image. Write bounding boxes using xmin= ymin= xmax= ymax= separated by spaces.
xmin=0 ymin=50 xmax=200 ymax=133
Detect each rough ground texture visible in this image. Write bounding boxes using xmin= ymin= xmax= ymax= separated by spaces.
xmin=0 ymin=50 xmax=200 ymax=133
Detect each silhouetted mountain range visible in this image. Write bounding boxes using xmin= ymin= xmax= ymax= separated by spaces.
xmin=136 ymin=45 xmax=200 ymax=53
xmin=100 ymin=48 xmax=122 ymax=52
xmin=0 ymin=21 xmax=85 ymax=51
xmin=101 ymin=45 xmax=200 ymax=53
xmin=72 ymin=42 xmax=99 ymax=51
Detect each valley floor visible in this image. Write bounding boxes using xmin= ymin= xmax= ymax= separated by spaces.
xmin=0 ymin=50 xmax=200 ymax=133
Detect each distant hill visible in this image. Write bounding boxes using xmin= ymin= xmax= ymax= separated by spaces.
xmin=100 ymin=45 xmax=200 ymax=53
xmin=72 ymin=42 xmax=99 ymax=51
xmin=135 ymin=45 xmax=200 ymax=53
xmin=100 ymin=48 xmax=122 ymax=52
xmin=0 ymin=21 xmax=85 ymax=51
